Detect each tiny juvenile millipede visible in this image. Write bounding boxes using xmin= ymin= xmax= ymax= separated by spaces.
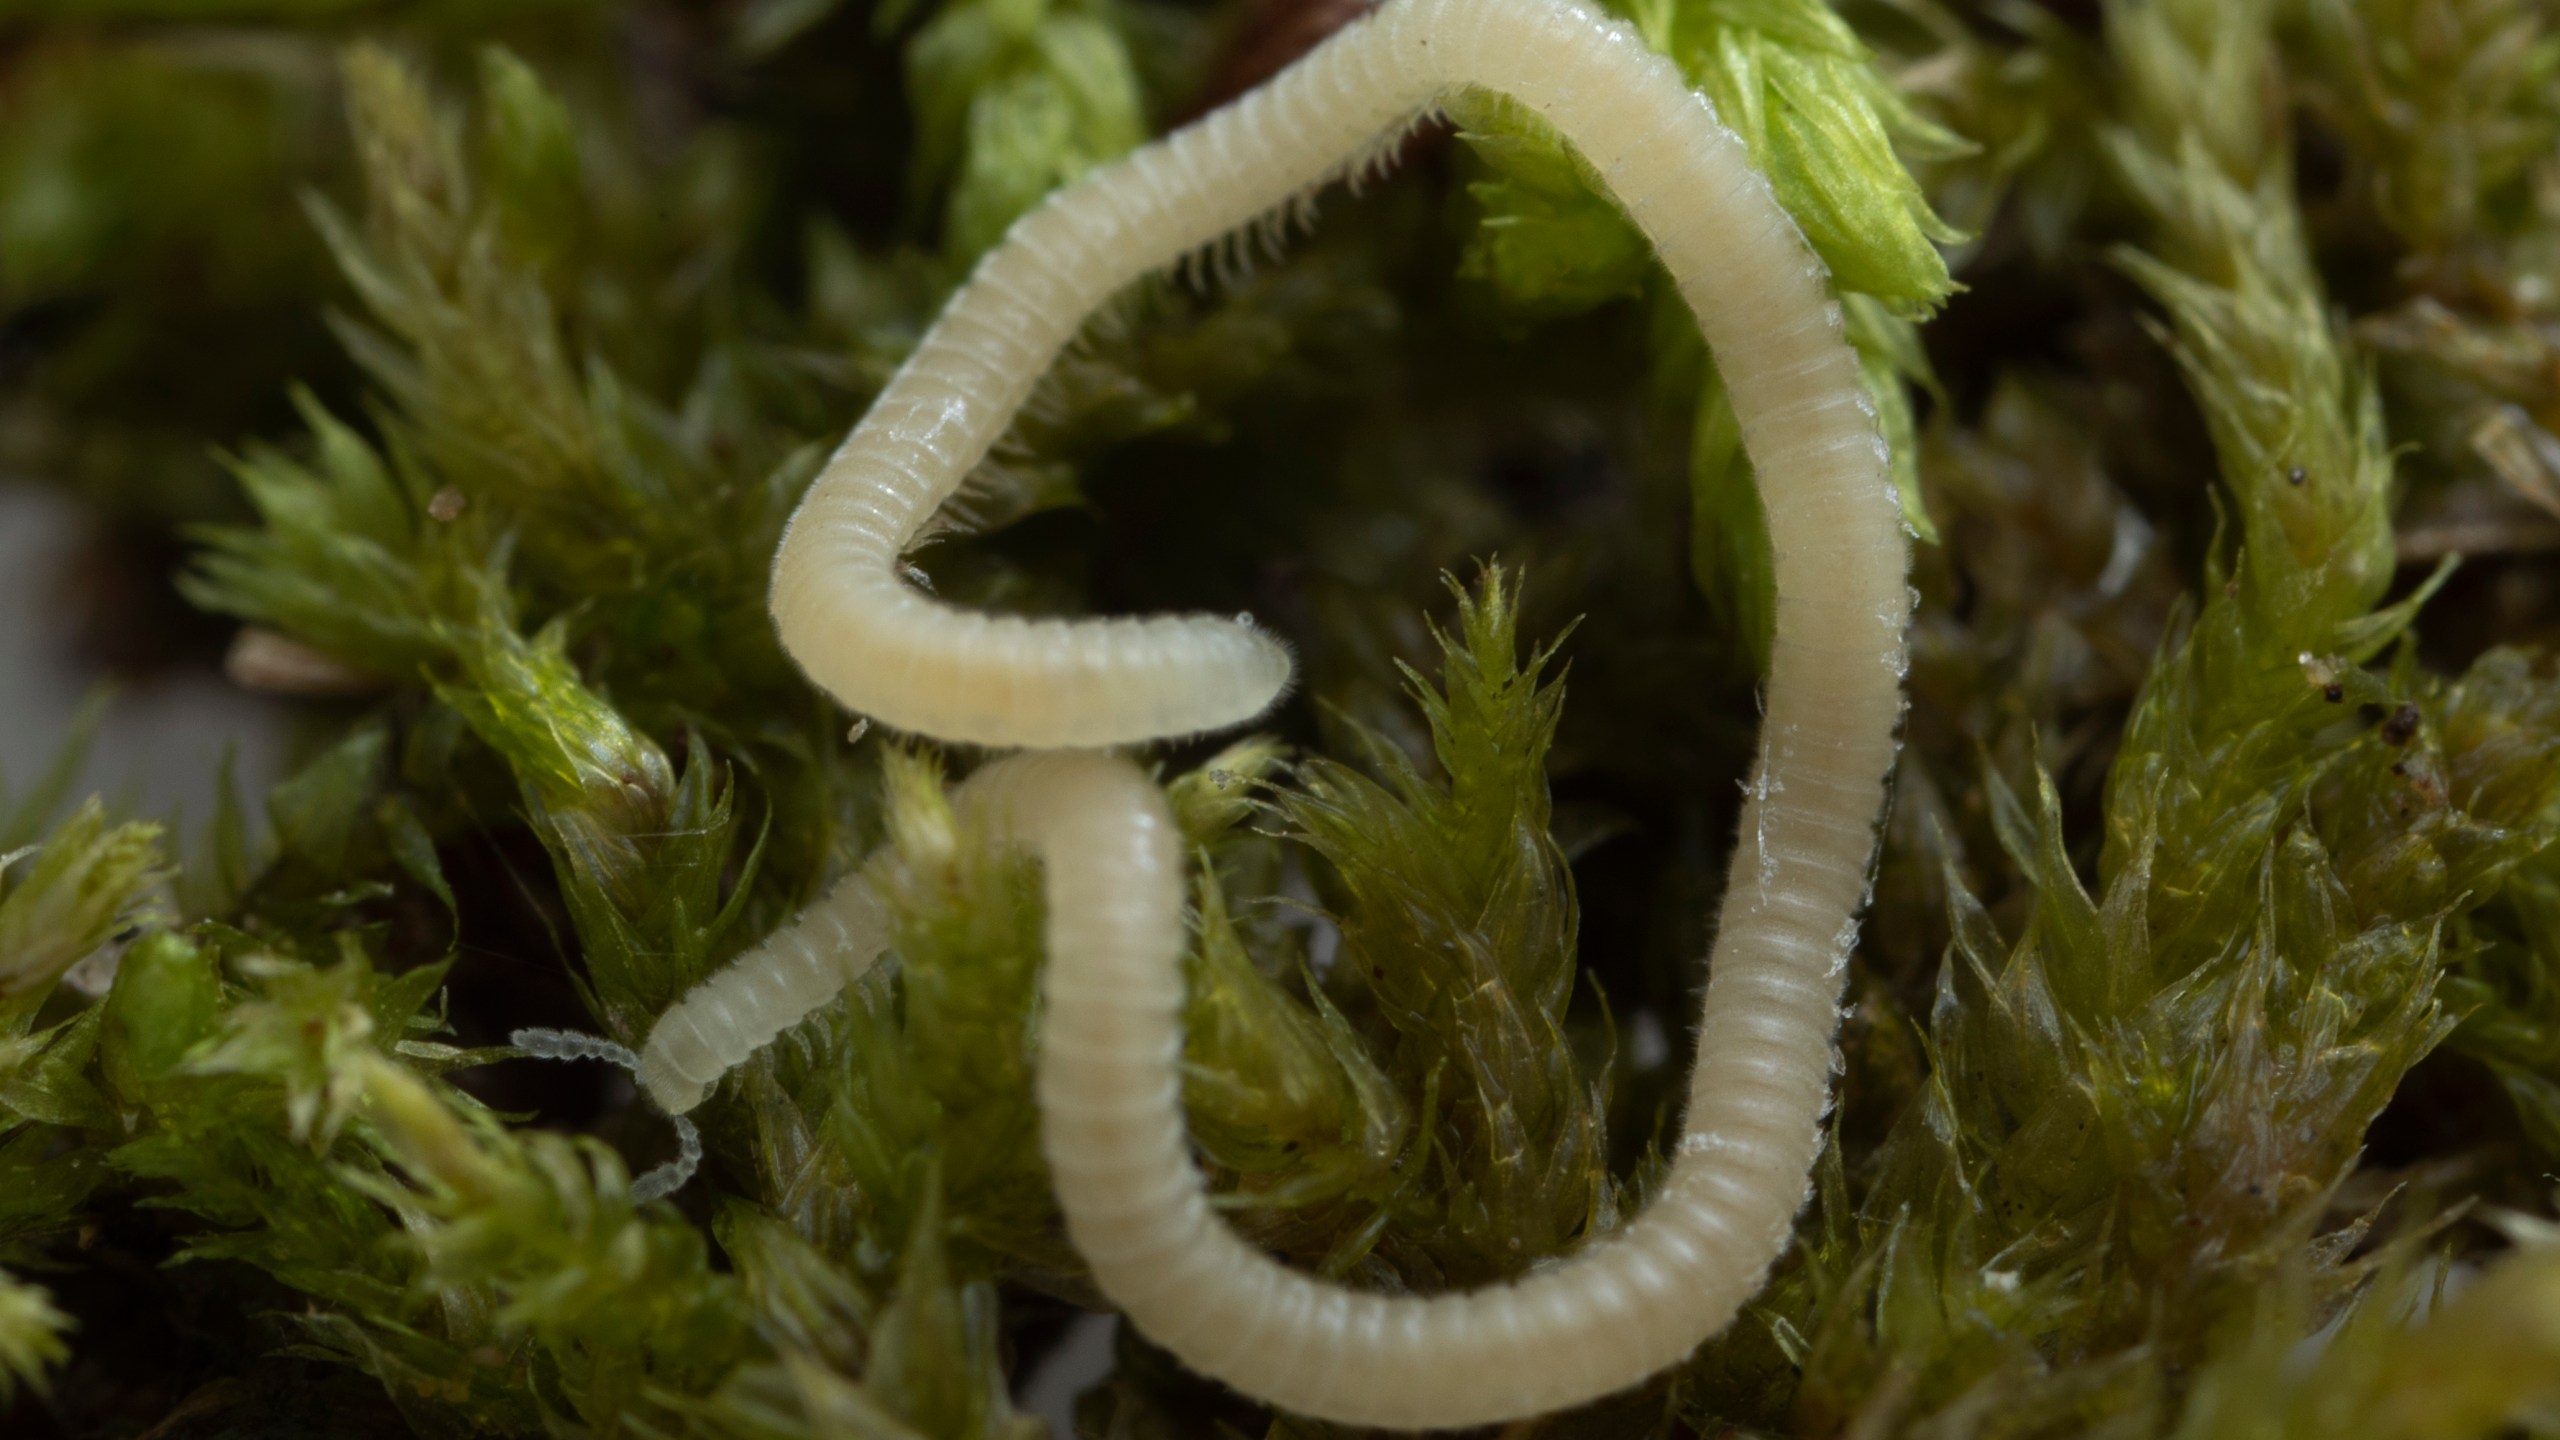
xmin=604 ymin=0 xmax=1910 ymax=1424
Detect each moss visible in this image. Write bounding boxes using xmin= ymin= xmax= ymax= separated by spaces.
xmin=4 ymin=0 xmax=2560 ymax=1435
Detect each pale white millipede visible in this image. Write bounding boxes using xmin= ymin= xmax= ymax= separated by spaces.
xmin=635 ymin=862 xmax=893 ymax=1115
xmin=610 ymin=0 xmax=1911 ymax=1426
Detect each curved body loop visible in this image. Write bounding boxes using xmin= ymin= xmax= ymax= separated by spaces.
xmin=647 ymin=0 xmax=1909 ymax=1425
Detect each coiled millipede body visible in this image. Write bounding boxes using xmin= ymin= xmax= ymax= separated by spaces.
xmin=636 ymin=0 xmax=1911 ymax=1425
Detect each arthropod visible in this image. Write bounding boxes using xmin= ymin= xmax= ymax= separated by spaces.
xmin=510 ymin=1027 xmax=703 ymax=1204
xmin=629 ymin=0 xmax=1910 ymax=1426
xmin=635 ymin=865 xmax=890 ymax=1116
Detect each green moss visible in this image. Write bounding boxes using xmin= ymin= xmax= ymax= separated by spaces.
xmin=6 ymin=0 xmax=2560 ymax=1433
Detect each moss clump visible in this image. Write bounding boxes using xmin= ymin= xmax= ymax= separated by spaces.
xmin=4 ymin=0 xmax=2560 ymax=1435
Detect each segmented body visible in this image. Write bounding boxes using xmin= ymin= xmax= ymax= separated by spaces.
xmin=637 ymin=866 xmax=891 ymax=1114
xmin=640 ymin=0 xmax=1911 ymax=1425
xmin=511 ymin=1028 xmax=704 ymax=1203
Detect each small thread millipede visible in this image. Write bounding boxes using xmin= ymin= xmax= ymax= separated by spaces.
xmin=584 ymin=0 xmax=1911 ymax=1425
xmin=509 ymin=1028 xmax=703 ymax=1204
